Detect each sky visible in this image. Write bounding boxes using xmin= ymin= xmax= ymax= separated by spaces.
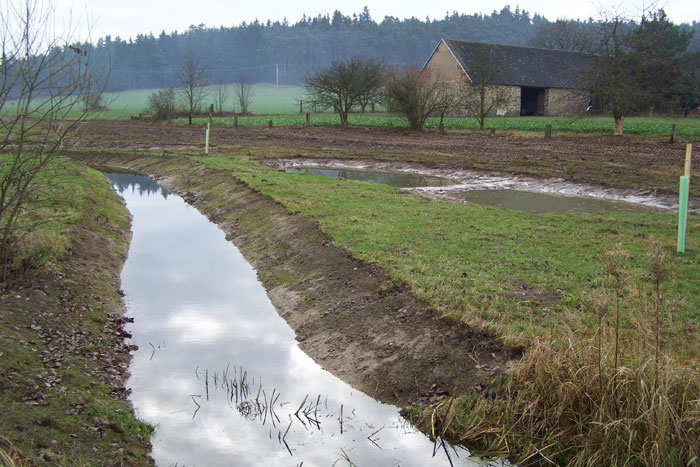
xmin=53 ymin=0 xmax=699 ymax=41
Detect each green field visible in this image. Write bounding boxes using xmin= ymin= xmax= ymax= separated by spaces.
xmin=179 ymin=113 xmax=700 ymax=138
xmin=101 ymin=84 xmax=305 ymax=117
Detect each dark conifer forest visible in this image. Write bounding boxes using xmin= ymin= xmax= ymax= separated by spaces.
xmin=83 ymin=6 xmax=699 ymax=93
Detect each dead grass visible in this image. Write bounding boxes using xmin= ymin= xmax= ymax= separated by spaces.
xmin=407 ymin=241 xmax=700 ymax=466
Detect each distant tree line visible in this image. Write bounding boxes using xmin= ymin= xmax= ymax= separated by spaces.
xmin=82 ymin=6 xmax=698 ymax=93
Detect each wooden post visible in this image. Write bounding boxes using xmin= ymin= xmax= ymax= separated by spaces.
xmin=209 ymin=104 xmax=214 ymax=126
xmin=305 ymin=112 xmax=310 ymax=127
xmin=268 ymin=119 xmax=273 ymax=128
xmin=234 ymin=115 xmax=238 ymax=127
xmin=299 ymin=100 xmax=303 ymax=114
xmin=545 ymin=124 xmax=552 ymax=139
xmin=670 ymin=124 xmax=677 ymax=144
xmin=685 ymin=143 xmax=693 ymax=176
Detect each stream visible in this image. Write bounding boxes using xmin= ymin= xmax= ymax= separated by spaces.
xmin=105 ymin=173 xmax=495 ymax=467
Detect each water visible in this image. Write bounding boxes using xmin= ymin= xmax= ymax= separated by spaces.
xmin=453 ymin=189 xmax=658 ymax=214
xmin=105 ymin=173 xmax=489 ymax=467
xmin=285 ymin=166 xmax=452 ymax=188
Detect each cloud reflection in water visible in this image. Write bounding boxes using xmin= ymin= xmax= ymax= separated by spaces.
xmin=105 ymin=173 xmax=490 ymax=467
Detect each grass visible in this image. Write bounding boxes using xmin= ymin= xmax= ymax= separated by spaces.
xmin=0 ymin=158 xmax=153 ymax=464
xmin=191 ymin=152 xmax=700 ymax=464
xmin=179 ymin=113 xmax=700 ymax=139
xmin=100 ymin=84 xmax=305 ymax=118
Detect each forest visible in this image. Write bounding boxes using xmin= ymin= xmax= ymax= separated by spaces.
xmin=83 ymin=6 xmax=700 ymax=92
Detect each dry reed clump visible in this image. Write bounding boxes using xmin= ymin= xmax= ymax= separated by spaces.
xmin=411 ymin=240 xmax=700 ymax=466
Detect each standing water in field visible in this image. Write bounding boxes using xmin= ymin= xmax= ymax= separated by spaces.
xmin=105 ymin=173 xmax=493 ymax=467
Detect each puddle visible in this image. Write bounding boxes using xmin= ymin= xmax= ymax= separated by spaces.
xmin=267 ymin=158 xmax=696 ymax=213
xmin=284 ymin=166 xmax=452 ymax=187
xmin=104 ymin=173 xmax=497 ymax=467
xmin=454 ymin=189 xmax=658 ymax=213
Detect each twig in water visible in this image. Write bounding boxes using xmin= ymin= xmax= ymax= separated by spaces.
xmin=367 ymin=426 xmax=384 ymax=450
xmin=191 ymin=395 xmax=201 ymax=419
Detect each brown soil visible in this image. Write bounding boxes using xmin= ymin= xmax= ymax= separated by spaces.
xmin=72 ymin=153 xmax=518 ymax=408
xmin=72 ymin=119 xmax=698 ymax=197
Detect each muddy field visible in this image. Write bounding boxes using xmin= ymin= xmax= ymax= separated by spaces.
xmin=73 ymin=119 xmax=698 ymax=197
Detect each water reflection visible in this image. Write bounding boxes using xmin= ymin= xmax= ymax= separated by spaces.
xmin=454 ymin=189 xmax=658 ymax=214
xmin=285 ymin=166 xmax=452 ymax=188
xmin=104 ymin=173 xmax=492 ymax=467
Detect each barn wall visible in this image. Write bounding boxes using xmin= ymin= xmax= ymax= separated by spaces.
xmin=544 ymin=88 xmax=589 ymax=116
xmin=420 ymin=41 xmax=468 ymax=83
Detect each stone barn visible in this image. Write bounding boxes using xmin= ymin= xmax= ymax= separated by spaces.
xmin=421 ymin=39 xmax=595 ymax=116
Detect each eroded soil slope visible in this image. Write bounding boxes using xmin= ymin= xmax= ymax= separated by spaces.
xmin=74 ymin=153 xmax=518 ymax=407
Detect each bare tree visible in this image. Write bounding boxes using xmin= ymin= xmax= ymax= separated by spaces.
xmin=304 ymin=56 xmax=384 ymax=126
xmin=591 ymin=9 xmax=637 ymax=135
xmin=462 ymin=49 xmax=509 ymax=130
xmin=530 ymin=20 xmax=599 ymax=53
xmin=382 ymin=65 xmax=458 ymax=130
xmin=214 ymin=82 xmax=229 ymax=115
xmin=0 ymin=0 xmax=105 ymax=279
xmin=234 ymin=72 xmax=254 ymax=115
xmin=177 ymin=54 xmax=208 ymax=124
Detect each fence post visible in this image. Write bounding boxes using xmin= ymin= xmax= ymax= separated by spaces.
xmin=306 ymin=112 xmax=310 ymax=127
xmin=268 ymin=119 xmax=273 ymax=128
xmin=670 ymin=124 xmax=677 ymax=144
xmin=234 ymin=115 xmax=238 ymax=127
xmin=545 ymin=124 xmax=552 ymax=139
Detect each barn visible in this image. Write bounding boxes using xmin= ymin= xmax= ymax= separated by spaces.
xmin=421 ymin=39 xmax=595 ymax=116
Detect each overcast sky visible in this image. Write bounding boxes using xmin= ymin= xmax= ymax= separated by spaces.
xmin=54 ymin=0 xmax=699 ymax=41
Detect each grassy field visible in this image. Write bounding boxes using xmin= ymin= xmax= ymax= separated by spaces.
xmin=97 ymin=84 xmax=700 ymax=139
xmin=181 ymin=113 xmax=700 ymax=139
xmin=100 ymin=84 xmax=305 ymax=118
xmin=189 ymin=151 xmax=700 ymax=464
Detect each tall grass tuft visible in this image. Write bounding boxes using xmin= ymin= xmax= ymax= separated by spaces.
xmin=408 ymin=243 xmax=700 ymax=465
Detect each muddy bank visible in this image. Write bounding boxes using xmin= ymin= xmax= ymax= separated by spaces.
xmin=0 ymin=169 xmax=153 ymax=465
xmin=73 ymin=153 xmax=517 ymax=408
xmin=264 ymin=157 xmax=697 ymax=212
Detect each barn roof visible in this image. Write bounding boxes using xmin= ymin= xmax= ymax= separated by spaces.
xmin=440 ymin=39 xmax=595 ymax=89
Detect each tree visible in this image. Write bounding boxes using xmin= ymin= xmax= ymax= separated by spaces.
xmin=591 ymin=8 xmax=692 ymax=133
xmin=382 ymin=65 xmax=458 ymax=130
xmin=304 ymin=56 xmax=383 ymax=126
xmin=678 ymin=50 xmax=700 ymax=116
xmin=0 ymin=0 xmax=104 ymax=279
xmin=176 ymin=54 xmax=208 ymax=124
xmin=213 ymin=82 xmax=229 ymax=115
xmin=147 ymin=88 xmax=176 ymax=121
xmin=529 ymin=19 xmax=599 ymax=53
xmin=234 ymin=72 xmax=254 ymax=115
xmin=628 ymin=10 xmax=692 ymax=114
xmin=590 ymin=10 xmax=637 ymax=135
xmin=461 ymin=49 xmax=509 ymax=130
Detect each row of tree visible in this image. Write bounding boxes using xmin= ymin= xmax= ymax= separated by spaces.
xmin=79 ymin=7 xmax=699 ymax=94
